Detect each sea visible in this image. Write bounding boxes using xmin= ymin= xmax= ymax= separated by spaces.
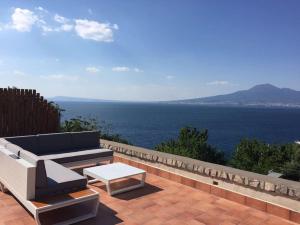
xmin=58 ymin=102 xmax=300 ymax=156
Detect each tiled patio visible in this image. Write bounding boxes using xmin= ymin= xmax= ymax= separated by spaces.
xmin=0 ymin=171 xmax=297 ymax=225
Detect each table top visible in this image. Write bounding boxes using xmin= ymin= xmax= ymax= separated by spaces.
xmin=83 ymin=162 xmax=146 ymax=181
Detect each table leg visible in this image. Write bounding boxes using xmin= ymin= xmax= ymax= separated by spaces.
xmin=84 ymin=172 xmax=99 ymax=184
xmin=141 ymin=173 xmax=146 ymax=186
xmin=109 ymin=173 xmax=147 ymax=196
xmin=106 ymin=180 xmax=112 ymax=196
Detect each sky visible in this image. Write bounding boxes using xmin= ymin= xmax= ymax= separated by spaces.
xmin=0 ymin=0 xmax=299 ymax=101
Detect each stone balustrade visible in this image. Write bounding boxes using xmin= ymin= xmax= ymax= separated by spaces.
xmin=100 ymin=139 xmax=300 ymax=200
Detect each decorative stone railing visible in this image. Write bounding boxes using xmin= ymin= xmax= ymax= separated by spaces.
xmin=100 ymin=139 xmax=300 ymax=201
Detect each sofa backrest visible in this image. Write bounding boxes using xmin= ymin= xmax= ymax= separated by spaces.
xmin=71 ymin=131 xmax=100 ymax=149
xmin=38 ymin=132 xmax=73 ymax=155
xmin=5 ymin=135 xmax=38 ymax=154
xmin=4 ymin=131 xmax=100 ymax=156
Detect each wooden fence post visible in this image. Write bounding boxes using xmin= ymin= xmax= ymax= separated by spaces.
xmin=0 ymin=88 xmax=60 ymax=137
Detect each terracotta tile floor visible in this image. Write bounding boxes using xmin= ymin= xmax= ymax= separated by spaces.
xmin=0 ymin=173 xmax=297 ymax=225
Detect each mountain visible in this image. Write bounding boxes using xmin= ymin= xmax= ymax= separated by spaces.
xmin=171 ymin=84 xmax=300 ymax=107
xmin=48 ymin=96 xmax=115 ymax=102
xmin=48 ymin=84 xmax=300 ymax=107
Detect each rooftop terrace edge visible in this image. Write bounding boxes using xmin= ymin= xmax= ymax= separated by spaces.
xmin=101 ymin=139 xmax=300 ymax=218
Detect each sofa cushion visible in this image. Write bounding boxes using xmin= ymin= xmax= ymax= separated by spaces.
xmin=40 ymin=148 xmax=113 ymax=164
xmin=5 ymin=135 xmax=38 ymax=153
xmin=19 ymin=150 xmax=48 ymax=188
xmin=37 ymin=133 xmax=73 ymax=155
xmin=35 ymin=160 xmax=87 ymax=198
xmin=71 ymin=131 xmax=100 ymax=150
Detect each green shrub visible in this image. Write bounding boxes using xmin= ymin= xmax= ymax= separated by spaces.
xmin=155 ymin=127 xmax=226 ymax=164
xmin=60 ymin=116 xmax=130 ymax=145
xmin=282 ymin=145 xmax=300 ymax=181
xmin=230 ymin=139 xmax=300 ymax=179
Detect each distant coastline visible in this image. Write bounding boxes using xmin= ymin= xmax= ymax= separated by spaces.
xmin=49 ymin=83 xmax=300 ymax=108
xmin=167 ymin=84 xmax=300 ymax=107
xmin=164 ymin=102 xmax=300 ymax=108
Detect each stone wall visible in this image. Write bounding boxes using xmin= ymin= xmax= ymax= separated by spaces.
xmin=100 ymin=139 xmax=300 ymax=200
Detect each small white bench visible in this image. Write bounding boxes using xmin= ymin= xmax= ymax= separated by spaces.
xmin=83 ymin=163 xmax=146 ymax=196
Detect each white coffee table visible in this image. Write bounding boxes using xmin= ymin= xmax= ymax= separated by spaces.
xmin=83 ymin=162 xmax=146 ymax=196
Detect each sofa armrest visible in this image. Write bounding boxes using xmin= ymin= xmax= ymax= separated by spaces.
xmin=0 ymin=148 xmax=36 ymax=200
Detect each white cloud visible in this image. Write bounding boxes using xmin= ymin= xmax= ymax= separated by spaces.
xmin=40 ymin=74 xmax=79 ymax=81
xmin=86 ymin=66 xmax=100 ymax=73
xmin=133 ymin=68 xmax=143 ymax=73
xmin=10 ymin=8 xmax=38 ymax=32
xmin=40 ymin=14 xmax=72 ymax=33
xmin=206 ymin=80 xmax=230 ymax=86
xmin=112 ymin=66 xmax=130 ymax=72
xmin=13 ymin=70 xmax=26 ymax=76
xmin=40 ymin=25 xmax=53 ymax=32
xmin=40 ymin=24 xmax=73 ymax=34
xmin=54 ymin=14 xmax=69 ymax=24
xmin=4 ymin=7 xmax=117 ymax=42
xmin=113 ymin=24 xmax=119 ymax=30
xmin=111 ymin=67 xmax=144 ymax=73
xmin=75 ymin=19 xmax=118 ymax=42
xmin=166 ymin=75 xmax=175 ymax=80
xmin=35 ymin=6 xmax=48 ymax=13
xmin=60 ymin=24 xmax=73 ymax=31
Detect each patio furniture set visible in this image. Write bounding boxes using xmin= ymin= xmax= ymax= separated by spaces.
xmin=0 ymin=131 xmax=146 ymax=225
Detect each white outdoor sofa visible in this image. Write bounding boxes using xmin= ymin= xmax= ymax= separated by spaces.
xmin=0 ymin=131 xmax=113 ymax=225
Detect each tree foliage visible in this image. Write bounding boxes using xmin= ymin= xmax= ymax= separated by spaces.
xmin=155 ymin=127 xmax=300 ymax=181
xmin=61 ymin=117 xmax=98 ymax=132
xmin=155 ymin=127 xmax=226 ymax=164
xmin=230 ymin=139 xmax=300 ymax=181
xmin=281 ymin=146 xmax=300 ymax=181
xmin=48 ymin=101 xmax=65 ymax=118
xmin=60 ymin=116 xmax=130 ymax=145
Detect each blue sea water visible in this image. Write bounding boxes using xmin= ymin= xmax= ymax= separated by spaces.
xmin=59 ymin=102 xmax=300 ymax=155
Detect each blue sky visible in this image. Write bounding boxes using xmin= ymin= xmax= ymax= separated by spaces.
xmin=0 ymin=0 xmax=299 ymax=101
